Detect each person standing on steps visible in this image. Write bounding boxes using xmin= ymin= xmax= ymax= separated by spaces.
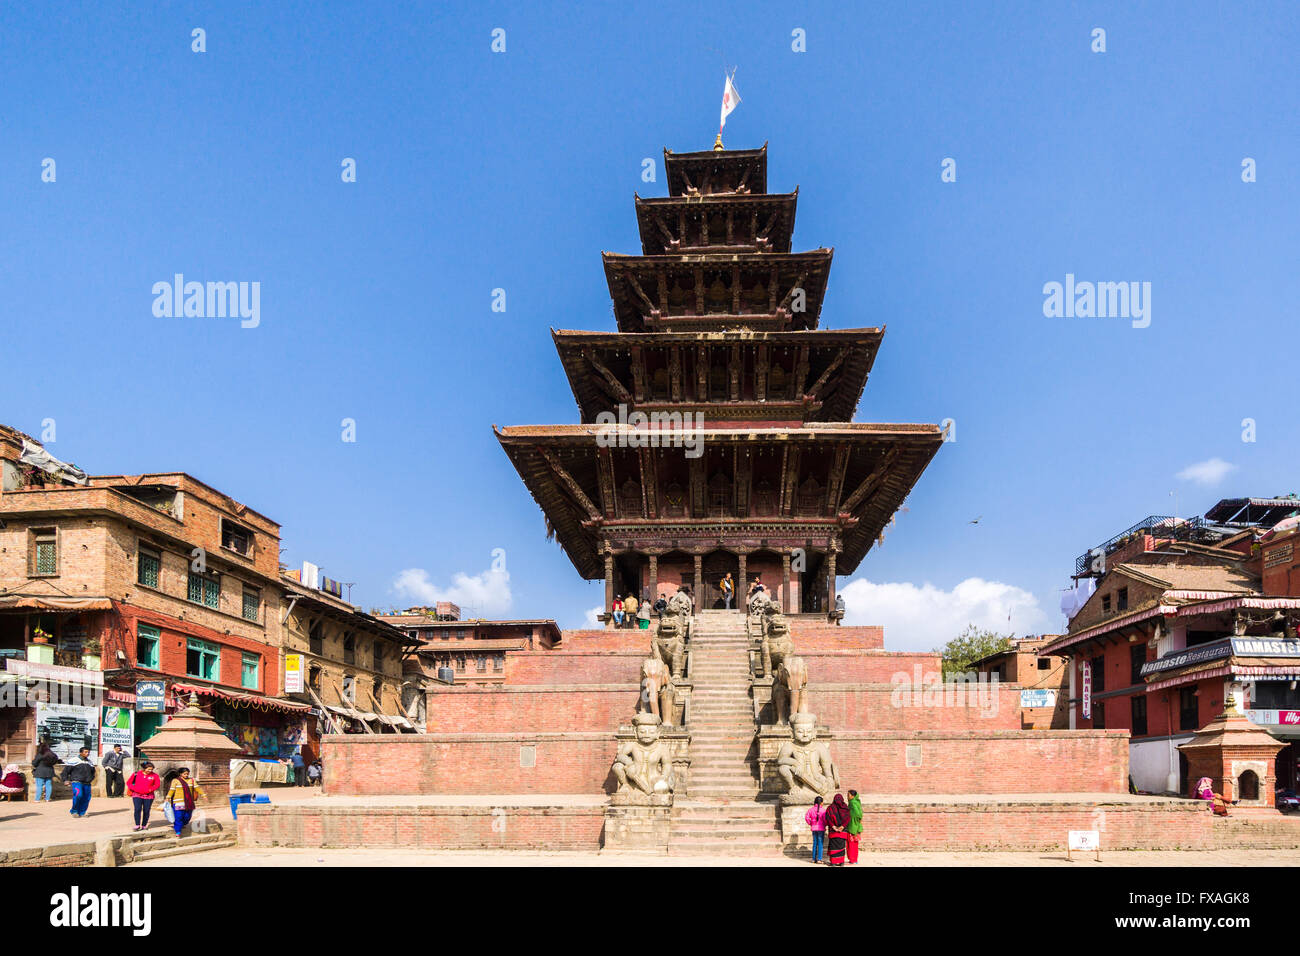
xmin=165 ymin=767 xmax=205 ymax=835
xmin=720 ymin=572 xmax=734 ymax=610
xmin=805 ymin=795 xmax=827 ymax=863
xmin=847 ymin=789 xmax=863 ymax=864
xmin=637 ymin=598 xmax=651 ymax=631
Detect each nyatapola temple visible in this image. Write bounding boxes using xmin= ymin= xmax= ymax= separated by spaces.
xmin=235 ymin=140 xmax=1298 ymax=856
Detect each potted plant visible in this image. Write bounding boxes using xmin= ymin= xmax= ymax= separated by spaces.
xmin=30 ymin=626 xmax=52 ymax=646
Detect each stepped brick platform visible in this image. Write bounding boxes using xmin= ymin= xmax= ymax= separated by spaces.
xmin=237 ymin=795 xmax=608 ymax=851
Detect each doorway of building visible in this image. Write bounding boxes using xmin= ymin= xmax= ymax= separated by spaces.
xmin=702 ymin=551 xmax=739 ymax=610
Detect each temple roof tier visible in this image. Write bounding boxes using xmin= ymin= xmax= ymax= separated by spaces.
xmin=552 ymin=327 xmax=883 ymax=424
xmin=494 ymin=423 xmax=941 ymax=580
xmin=602 ymin=249 xmax=833 ymax=333
xmin=634 ymin=190 xmax=798 ymax=255
xmin=664 ymin=143 xmax=768 ymax=197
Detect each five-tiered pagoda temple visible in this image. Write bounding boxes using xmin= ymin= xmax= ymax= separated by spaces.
xmin=496 ymin=141 xmax=942 ymax=621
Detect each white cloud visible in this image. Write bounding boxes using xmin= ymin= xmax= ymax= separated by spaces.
xmin=838 ymin=577 xmax=1051 ymax=651
xmin=582 ymin=606 xmax=603 ymax=628
xmin=391 ymin=566 xmax=513 ymax=617
xmin=1176 ymin=457 xmax=1236 ymax=486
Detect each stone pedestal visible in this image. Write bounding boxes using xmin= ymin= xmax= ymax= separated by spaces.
xmin=757 ymin=722 xmax=833 ymax=795
xmin=1178 ymin=695 xmax=1286 ymax=807
xmin=615 ymin=724 xmax=690 ymax=794
xmin=603 ymin=803 xmax=672 ymax=852
xmin=779 ymin=803 xmax=815 ymax=848
xmin=137 ymin=692 xmax=243 ymax=805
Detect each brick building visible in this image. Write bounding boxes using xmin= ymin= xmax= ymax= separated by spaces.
xmin=281 ymin=573 xmax=418 ymax=754
xmin=379 ymin=607 xmax=560 ymax=688
xmin=0 ymin=424 xmax=417 ymax=773
xmin=1045 ymin=499 xmax=1300 ymax=795
xmin=970 ymin=635 xmax=1069 ymax=729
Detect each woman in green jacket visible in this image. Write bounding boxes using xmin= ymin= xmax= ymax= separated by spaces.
xmin=847 ymin=789 xmax=863 ymax=864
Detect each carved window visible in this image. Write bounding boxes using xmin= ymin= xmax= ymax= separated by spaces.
xmin=651 ymin=368 xmax=670 ymax=400
xmin=752 ymin=480 xmax=777 ymax=516
xmin=618 ymin=479 xmax=642 ymax=517
xmin=769 ymin=364 xmax=787 ymax=399
xmin=662 ymin=482 xmax=687 ymax=518
xmin=797 ymin=477 xmax=823 ymax=516
xmin=708 ymin=473 xmax=732 ymax=516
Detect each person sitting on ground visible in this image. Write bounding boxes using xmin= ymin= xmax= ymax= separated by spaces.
xmin=624 ymin=593 xmax=639 ymax=627
xmin=308 ymin=760 xmax=322 ymax=786
xmin=0 ymin=764 xmax=25 ymax=800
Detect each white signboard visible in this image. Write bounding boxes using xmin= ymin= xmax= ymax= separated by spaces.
xmin=1069 ymin=830 xmax=1099 ymax=850
xmin=1021 ymin=689 xmax=1058 ymax=709
xmin=36 ymin=701 xmax=100 ymax=763
xmin=99 ymin=706 xmax=133 ymax=757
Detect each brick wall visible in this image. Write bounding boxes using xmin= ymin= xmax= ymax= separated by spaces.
xmin=787 ymin=624 xmax=885 ymax=649
xmin=506 ymin=651 xmax=645 ymax=685
xmin=321 ymin=733 xmax=618 ymax=794
xmin=800 ymin=651 xmax=941 ymax=684
xmin=237 ymin=801 xmax=606 ymax=850
xmin=425 ymin=685 xmax=636 ymax=733
xmin=806 ymin=682 xmax=1024 ymax=731
xmin=827 ymin=729 xmax=1130 ymax=794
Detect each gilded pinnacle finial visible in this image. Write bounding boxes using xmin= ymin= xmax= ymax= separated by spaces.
xmin=713 ymin=133 xmax=724 ymax=151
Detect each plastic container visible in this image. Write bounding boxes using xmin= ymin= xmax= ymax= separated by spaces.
xmin=229 ymin=793 xmax=254 ymax=818
xmin=251 ymin=794 xmax=271 ymax=804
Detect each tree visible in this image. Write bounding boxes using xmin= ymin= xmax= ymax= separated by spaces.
xmin=935 ymin=624 xmax=1013 ymax=680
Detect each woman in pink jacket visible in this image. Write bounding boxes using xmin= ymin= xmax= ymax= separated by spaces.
xmin=126 ymin=760 xmax=162 ymax=830
xmin=804 ymin=795 xmax=827 ymax=863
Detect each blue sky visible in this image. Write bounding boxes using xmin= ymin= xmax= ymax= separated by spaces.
xmin=2 ymin=1 xmax=1297 ymax=648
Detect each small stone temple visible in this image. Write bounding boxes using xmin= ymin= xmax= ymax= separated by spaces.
xmin=495 ymin=141 xmax=943 ymax=619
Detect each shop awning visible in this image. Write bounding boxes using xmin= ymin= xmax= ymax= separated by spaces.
xmin=0 ymin=596 xmax=114 ymax=612
xmin=172 ymin=683 xmax=312 ymax=714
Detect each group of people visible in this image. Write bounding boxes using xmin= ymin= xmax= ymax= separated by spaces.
xmin=804 ymin=791 xmax=863 ymax=865
xmin=289 ymin=749 xmax=323 ymax=786
xmin=610 ymin=591 xmax=653 ymax=629
xmin=23 ymin=741 xmax=208 ymax=836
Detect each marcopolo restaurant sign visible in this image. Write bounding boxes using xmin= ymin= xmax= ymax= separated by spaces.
xmin=135 ymin=680 xmax=167 ymax=713
xmin=1020 ymin=689 xmax=1057 ymax=709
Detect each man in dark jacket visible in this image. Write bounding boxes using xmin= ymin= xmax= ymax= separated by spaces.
xmin=61 ymin=747 xmax=96 ymax=817
xmin=102 ymin=744 xmax=125 ymax=797
xmin=31 ymin=744 xmax=60 ymax=802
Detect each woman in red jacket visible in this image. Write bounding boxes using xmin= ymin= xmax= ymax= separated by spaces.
xmin=126 ymin=760 xmax=162 ymax=830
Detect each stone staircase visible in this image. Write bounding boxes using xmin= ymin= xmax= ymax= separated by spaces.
xmin=120 ymin=821 xmax=237 ymax=865
xmin=669 ymin=610 xmax=782 ymax=856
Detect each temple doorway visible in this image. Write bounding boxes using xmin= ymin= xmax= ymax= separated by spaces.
xmin=702 ymin=550 xmax=739 ymax=610
xmin=800 ymin=552 xmax=827 ymax=614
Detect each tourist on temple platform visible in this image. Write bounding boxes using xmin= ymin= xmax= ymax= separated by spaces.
xmin=825 ymin=793 xmax=850 ymax=866
xmin=61 ymin=747 xmax=96 ymax=818
xmin=126 ymin=761 xmax=161 ymax=830
xmin=102 ymin=743 xmax=125 ymax=797
xmin=805 ymin=795 xmax=826 ymax=863
xmin=721 ymin=572 xmax=734 ymax=609
xmin=847 ymin=789 xmax=863 ymax=864
xmin=165 ymin=768 xmax=205 ymax=835
xmin=31 ymin=743 xmax=59 ymax=802
xmin=612 ymin=597 xmax=625 ymax=627
xmin=624 ymin=593 xmax=639 ymax=628
xmin=653 ymin=594 xmax=667 ymax=617
xmin=748 ymin=576 xmax=765 ymax=599
xmin=637 ymin=599 xmax=651 ymax=630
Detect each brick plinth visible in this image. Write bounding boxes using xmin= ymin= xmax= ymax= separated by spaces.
xmin=780 ymin=798 xmax=1215 ymax=851
xmin=237 ymin=801 xmax=606 ymax=850
xmin=321 ymin=734 xmax=618 ymax=795
xmin=426 ymin=684 xmax=638 ymax=733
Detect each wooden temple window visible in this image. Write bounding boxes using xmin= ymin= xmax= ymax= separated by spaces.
xmin=709 ymin=363 xmax=728 ymax=401
xmin=618 ymin=479 xmax=642 ymax=517
xmin=752 ymin=480 xmax=777 ymax=516
xmin=662 ymin=483 xmax=687 ymax=518
xmin=708 ymin=473 xmax=733 ymax=516
xmin=769 ymin=364 xmax=787 ymax=399
xmin=796 ymin=477 xmax=823 ymax=516
xmin=651 ymin=368 xmax=669 ymax=400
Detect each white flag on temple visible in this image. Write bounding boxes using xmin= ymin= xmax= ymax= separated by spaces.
xmin=719 ymin=72 xmax=741 ymax=131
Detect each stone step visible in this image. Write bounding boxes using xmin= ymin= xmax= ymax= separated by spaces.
xmin=673 ymin=803 xmax=779 ymax=818
xmin=130 ymin=834 xmax=236 ymax=863
xmin=688 ymin=787 xmax=762 ymax=799
xmin=666 ymin=841 xmax=784 ymax=857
